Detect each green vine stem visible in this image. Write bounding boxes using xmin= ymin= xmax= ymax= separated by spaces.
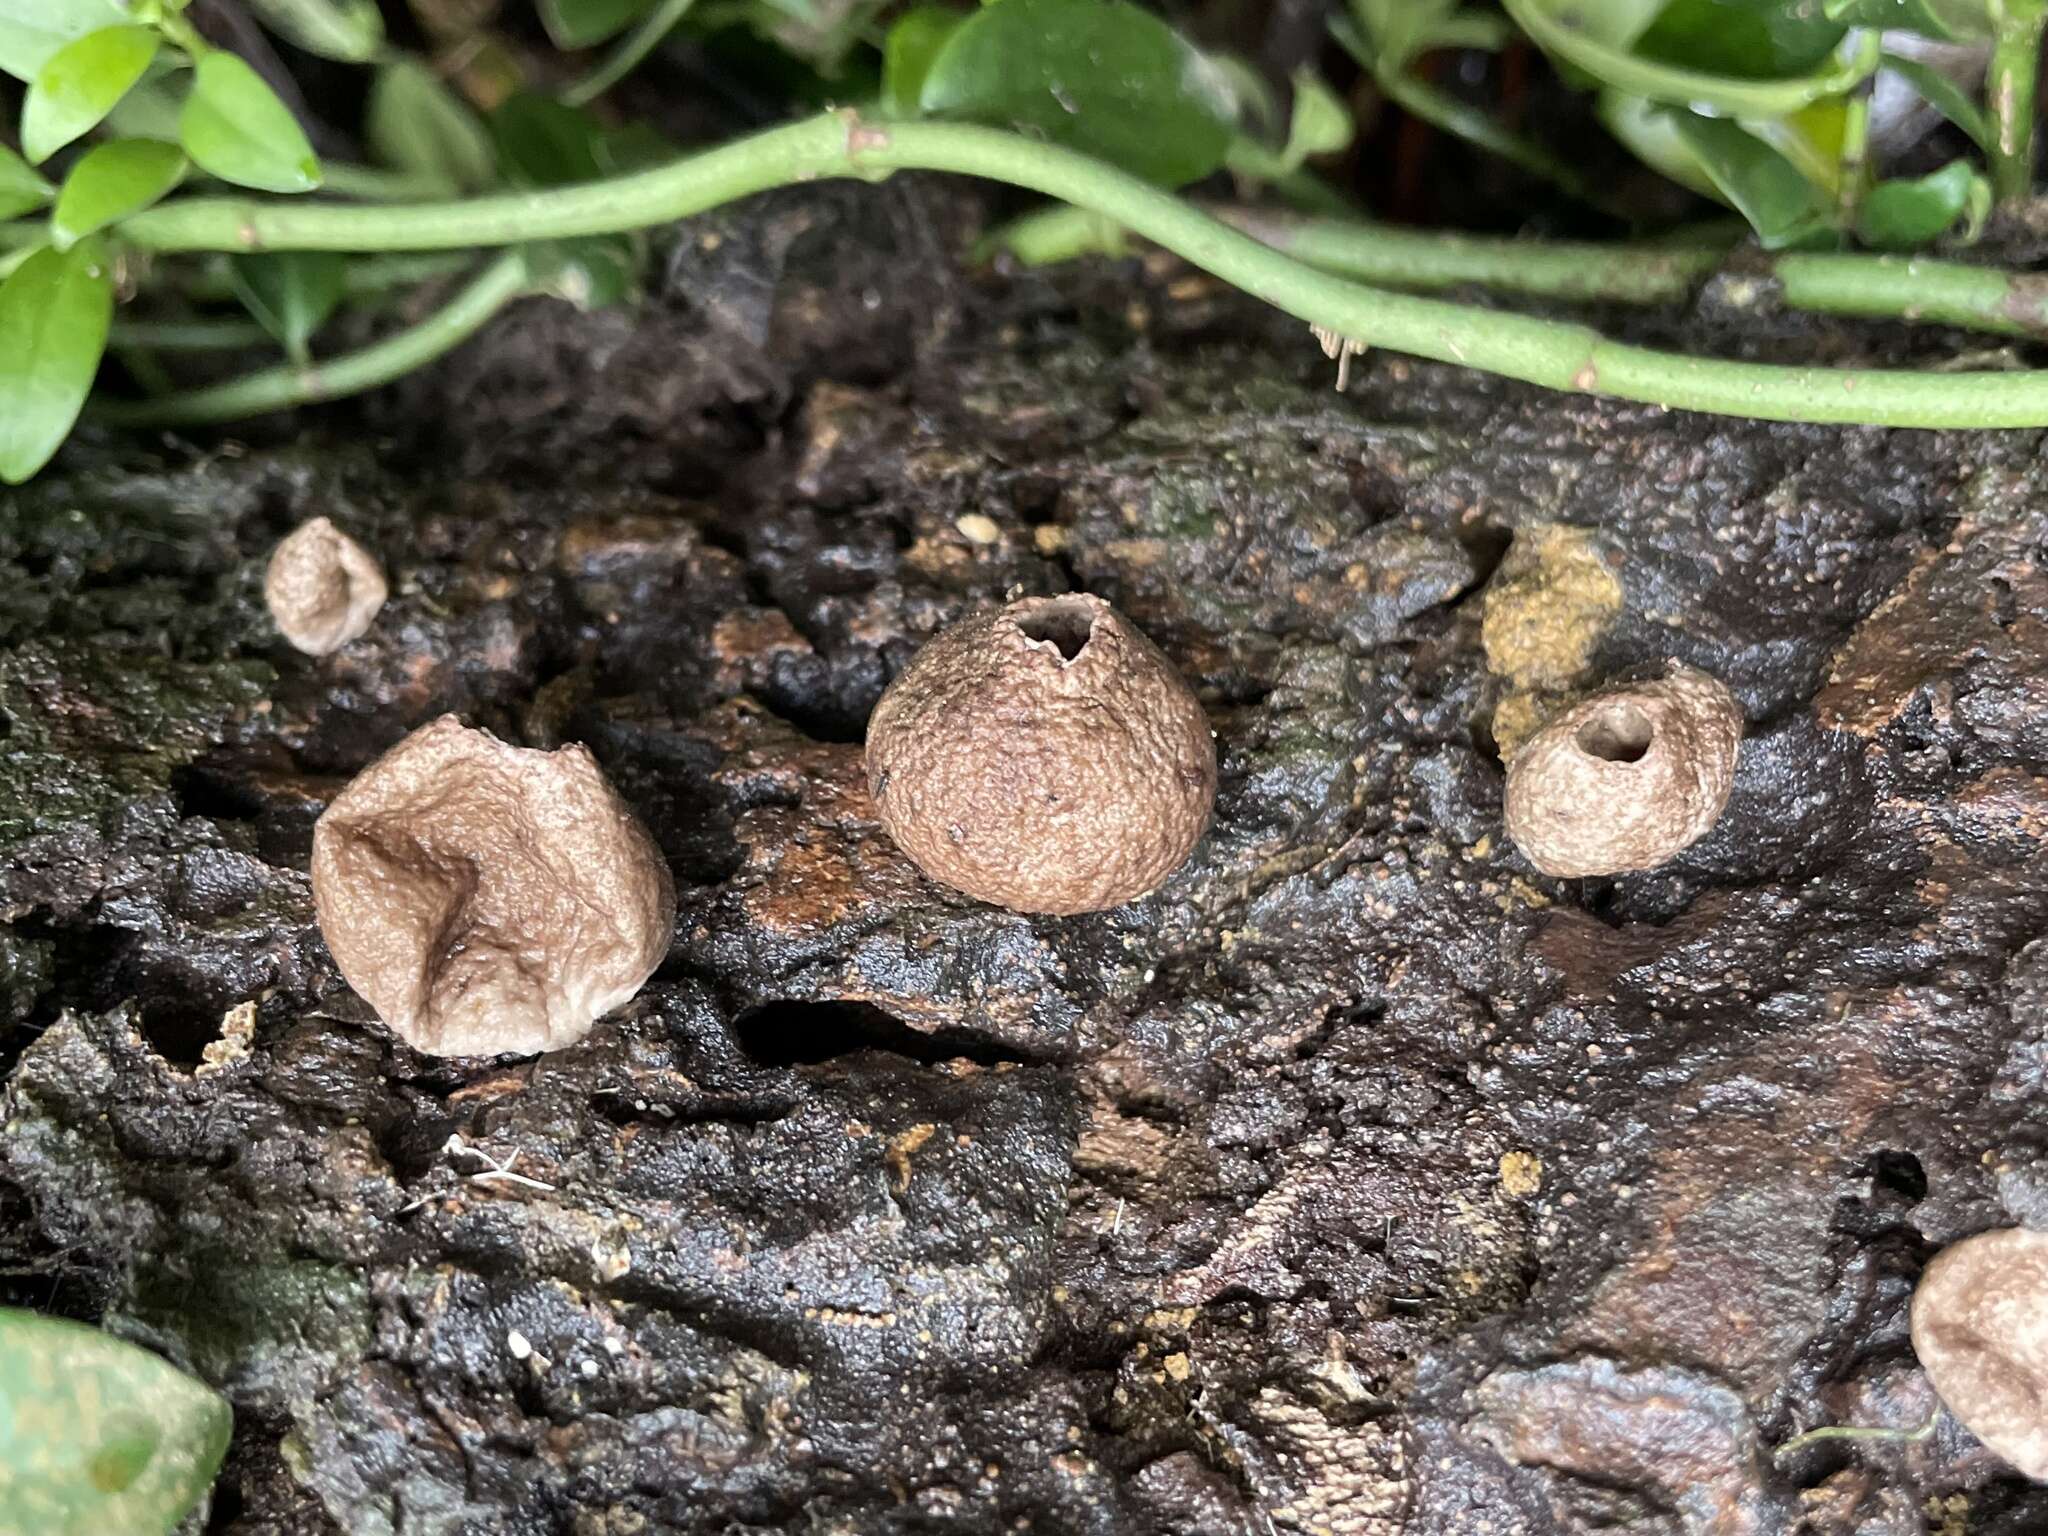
xmin=170 ymin=250 xmax=476 ymax=304
xmin=994 ymin=203 xmax=2048 ymax=340
xmin=1836 ymin=81 xmax=1872 ymax=228
xmin=317 ymin=162 xmax=463 ymax=201
xmin=99 ymin=251 xmax=530 ymax=425
xmin=562 ymin=0 xmax=700 ymax=107
xmin=111 ymin=318 xmax=275 ymax=350
xmin=78 ymin=112 xmax=2048 ymax=428
xmin=1989 ymin=0 xmax=2048 ymax=204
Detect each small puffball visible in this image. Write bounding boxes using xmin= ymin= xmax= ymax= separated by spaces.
xmin=1912 ymin=1226 xmax=2048 ymax=1481
xmin=1503 ymin=664 xmax=1742 ymax=878
xmin=865 ymin=594 xmax=1215 ymax=915
xmin=311 ymin=716 xmax=674 ymax=1057
xmin=265 ymin=517 xmax=387 ymax=655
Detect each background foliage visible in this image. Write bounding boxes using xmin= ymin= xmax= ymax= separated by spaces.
xmin=0 ymin=0 xmax=2045 ymax=475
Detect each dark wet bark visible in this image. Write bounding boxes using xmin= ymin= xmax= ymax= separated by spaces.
xmin=4 ymin=178 xmax=2048 ymax=1536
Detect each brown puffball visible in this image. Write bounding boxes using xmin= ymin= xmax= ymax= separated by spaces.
xmin=265 ymin=517 xmax=387 ymax=655
xmin=1912 ymin=1227 xmax=2048 ymax=1481
xmin=865 ymin=594 xmax=1215 ymax=915
xmin=311 ymin=716 xmax=674 ymax=1057
xmin=1503 ymin=664 xmax=1742 ymax=878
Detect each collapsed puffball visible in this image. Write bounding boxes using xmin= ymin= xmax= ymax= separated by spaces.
xmin=1911 ymin=1226 xmax=2048 ymax=1481
xmin=311 ymin=716 xmax=674 ymax=1057
xmin=865 ymin=594 xmax=1216 ymax=915
xmin=265 ymin=517 xmax=387 ymax=655
xmin=1503 ymin=664 xmax=1742 ymax=878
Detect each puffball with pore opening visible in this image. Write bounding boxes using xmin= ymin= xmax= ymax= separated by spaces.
xmin=864 ymin=594 xmax=1216 ymax=915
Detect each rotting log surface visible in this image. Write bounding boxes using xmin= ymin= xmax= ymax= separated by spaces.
xmin=3 ymin=181 xmax=2048 ymax=1535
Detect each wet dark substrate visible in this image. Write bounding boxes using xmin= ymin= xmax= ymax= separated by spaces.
xmin=5 ymin=178 xmax=2048 ymax=1535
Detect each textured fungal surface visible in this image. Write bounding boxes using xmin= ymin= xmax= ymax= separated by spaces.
xmin=864 ymin=593 xmax=1216 ymax=914
xmin=1503 ymin=664 xmax=1743 ymax=877
xmin=263 ymin=517 xmax=387 ymax=656
xmin=5 ymin=179 xmax=2048 ymax=1536
xmin=1911 ymin=1227 xmax=2048 ymax=1480
xmin=310 ymin=715 xmax=675 ymax=1055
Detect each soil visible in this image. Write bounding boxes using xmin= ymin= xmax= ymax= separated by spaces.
xmin=4 ymin=174 xmax=2048 ymax=1536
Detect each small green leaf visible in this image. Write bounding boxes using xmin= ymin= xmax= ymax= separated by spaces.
xmin=879 ymin=4 xmax=959 ymax=118
xmin=1208 ymin=52 xmax=1280 ymax=133
xmin=1824 ymin=0 xmax=1992 ymax=40
xmin=229 ymin=251 xmax=345 ymax=362
xmin=1669 ymin=110 xmax=1833 ymax=249
xmin=919 ymin=0 xmax=1237 ymax=186
xmin=51 ymin=136 xmax=183 ymax=247
xmin=489 ymin=90 xmax=607 ymax=184
xmin=1635 ymin=0 xmax=1847 ymax=79
xmin=1508 ymin=0 xmax=1666 ymax=49
xmin=1348 ymin=0 xmax=1457 ymax=66
xmin=1881 ymin=48 xmax=1991 ymax=150
xmin=20 ymin=24 xmax=158 ymax=163
xmin=1856 ymin=159 xmax=1982 ymax=248
xmin=0 ymin=0 xmax=128 ymax=84
xmin=0 ymin=143 xmax=56 ymax=219
xmin=179 ymin=51 xmax=321 ymax=193
xmin=241 ymin=0 xmax=383 ymax=60
xmin=1503 ymin=0 xmax=1882 ymax=116
xmin=537 ymin=0 xmax=652 ymax=48
xmin=0 ymin=241 xmax=113 ymax=483
xmin=0 ymin=1308 xmax=233 ymax=1530
xmin=1595 ymin=87 xmax=1721 ymax=197
xmin=596 ymin=119 xmax=678 ymax=174
xmin=1279 ymin=68 xmax=1351 ymax=172
xmin=102 ymin=66 xmax=182 ymax=140
xmin=367 ymin=59 xmax=497 ymax=193
xmin=488 ymin=93 xmax=639 ymax=309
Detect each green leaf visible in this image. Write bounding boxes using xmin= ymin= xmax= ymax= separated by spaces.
xmin=1348 ymin=0 xmax=1457 ymax=66
xmin=367 ymin=59 xmax=497 ymax=193
xmin=1502 ymin=0 xmax=1882 ymax=116
xmin=0 ymin=241 xmax=113 ymax=483
xmin=918 ymin=0 xmax=1237 ymax=186
xmin=1420 ymin=11 xmax=1513 ymax=49
xmin=51 ymin=136 xmax=183 ymax=247
xmin=241 ymin=0 xmax=384 ymax=61
xmin=229 ymin=251 xmax=345 ymax=361
xmin=596 ymin=119 xmax=679 ymax=173
xmin=20 ymin=24 xmax=158 ymax=163
xmin=0 ymin=0 xmax=127 ymax=84
xmin=1595 ymin=86 xmax=1722 ymax=196
xmin=489 ymin=91 xmax=609 ymax=184
xmin=1207 ymin=52 xmax=1280 ymax=132
xmin=1635 ymin=0 xmax=1846 ymax=79
xmin=879 ymin=4 xmax=959 ymax=118
xmin=1824 ymin=0 xmax=1992 ymax=41
xmin=1856 ymin=159 xmax=1982 ymax=247
xmin=179 ymin=51 xmax=321 ymax=193
xmin=537 ymin=0 xmax=653 ymax=48
xmin=1514 ymin=0 xmax=1666 ymax=49
xmin=1279 ymin=68 xmax=1351 ymax=171
xmin=1669 ymin=110 xmax=1833 ymax=249
xmin=102 ymin=65 xmax=182 ymax=140
xmin=488 ymin=93 xmax=638 ymax=308
xmin=0 ymin=1308 xmax=233 ymax=1530
xmin=0 ymin=143 xmax=55 ymax=219
xmin=1881 ymin=48 xmax=1991 ymax=150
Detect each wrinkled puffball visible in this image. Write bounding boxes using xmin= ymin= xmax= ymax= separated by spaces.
xmin=1911 ymin=1226 xmax=2048 ymax=1481
xmin=1503 ymin=664 xmax=1742 ymax=878
xmin=311 ymin=716 xmax=674 ymax=1056
xmin=865 ymin=593 xmax=1215 ymax=915
xmin=264 ymin=517 xmax=387 ymax=655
